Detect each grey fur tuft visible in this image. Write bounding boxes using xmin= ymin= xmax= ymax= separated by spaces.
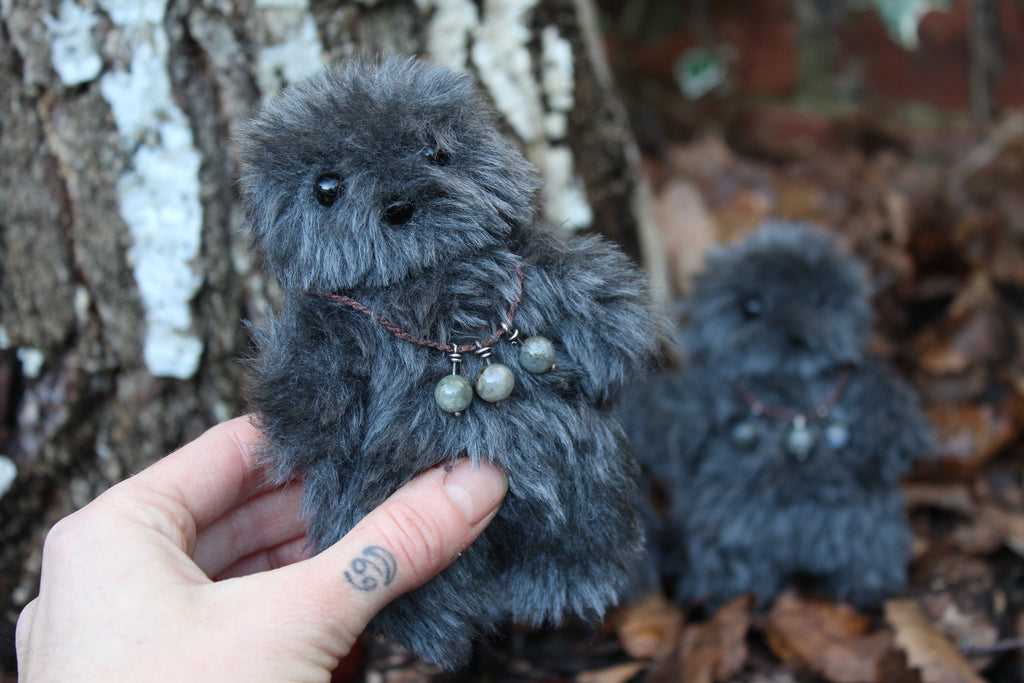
xmin=238 ymin=56 xmax=666 ymax=668
xmin=621 ymin=222 xmax=932 ymax=609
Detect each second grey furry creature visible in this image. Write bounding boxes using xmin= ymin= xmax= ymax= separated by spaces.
xmin=237 ymin=57 xmax=664 ymax=668
xmin=622 ymin=223 xmax=930 ymax=609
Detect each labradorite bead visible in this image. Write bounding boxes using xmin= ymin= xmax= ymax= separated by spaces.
xmin=475 ymin=363 xmax=514 ymax=402
xmin=785 ymin=424 xmax=816 ymax=460
xmin=824 ymin=420 xmax=850 ymax=451
xmin=435 ymin=374 xmax=473 ymax=414
xmin=518 ymin=335 xmax=556 ymax=374
xmin=729 ymin=419 xmax=759 ymax=449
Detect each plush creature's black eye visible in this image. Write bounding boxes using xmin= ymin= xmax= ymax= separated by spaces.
xmin=313 ymin=174 xmax=343 ymax=207
xmin=742 ymin=296 xmax=763 ymax=318
xmin=423 ymin=144 xmax=450 ymax=166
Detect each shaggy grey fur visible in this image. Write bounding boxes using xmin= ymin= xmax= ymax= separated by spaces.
xmin=237 ymin=56 xmax=664 ymax=668
xmin=621 ymin=223 xmax=931 ymax=609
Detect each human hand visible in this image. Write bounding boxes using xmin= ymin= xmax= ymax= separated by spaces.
xmin=15 ymin=416 xmax=508 ymax=682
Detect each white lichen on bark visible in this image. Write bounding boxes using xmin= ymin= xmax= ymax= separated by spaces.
xmin=416 ymin=0 xmax=595 ymax=230
xmin=0 ymin=455 xmax=16 ymax=499
xmin=95 ymin=0 xmax=205 ymax=379
xmin=43 ymin=0 xmax=102 ymax=86
xmin=415 ymin=0 xmax=478 ymax=71
xmin=537 ymin=25 xmax=591 ymax=228
xmin=253 ymin=0 xmax=325 ymax=96
xmin=470 ymin=0 xmax=545 ymax=144
xmin=16 ymin=348 xmax=45 ymax=379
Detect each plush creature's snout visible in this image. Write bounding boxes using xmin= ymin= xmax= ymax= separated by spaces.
xmin=384 ymin=199 xmax=415 ymax=225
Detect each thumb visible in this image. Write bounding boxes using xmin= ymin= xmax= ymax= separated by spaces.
xmin=249 ymin=458 xmax=508 ymax=655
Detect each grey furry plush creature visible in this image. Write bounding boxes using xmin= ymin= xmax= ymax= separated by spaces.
xmin=621 ymin=223 xmax=931 ymax=609
xmin=237 ymin=56 xmax=664 ymax=668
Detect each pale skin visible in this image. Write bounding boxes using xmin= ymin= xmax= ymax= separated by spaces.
xmin=15 ymin=416 xmax=508 ymax=682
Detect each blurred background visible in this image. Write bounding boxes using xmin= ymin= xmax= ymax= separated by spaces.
xmin=1 ymin=0 xmax=1023 ymax=680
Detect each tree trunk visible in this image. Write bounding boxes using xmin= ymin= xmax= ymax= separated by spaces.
xmin=0 ymin=0 xmax=653 ymax=673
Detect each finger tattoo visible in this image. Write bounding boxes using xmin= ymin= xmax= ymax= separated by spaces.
xmin=344 ymin=546 xmax=397 ymax=592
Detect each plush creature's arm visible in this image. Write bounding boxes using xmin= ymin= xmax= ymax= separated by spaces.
xmin=247 ymin=295 xmax=370 ymax=479
xmin=517 ymin=225 xmax=667 ymax=407
xmin=845 ymin=359 xmax=933 ymax=483
xmin=619 ymin=367 xmax=711 ymax=482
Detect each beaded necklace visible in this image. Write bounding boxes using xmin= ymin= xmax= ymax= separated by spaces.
xmin=730 ymin=366 xmax=851 ymax=460
xmin=308 ymin=263 xmax=555 ymax=416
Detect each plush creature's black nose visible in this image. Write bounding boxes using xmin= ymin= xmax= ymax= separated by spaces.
xmin=787 ymin=331 xmax=810 ymax=350
xmin=383 ymin=200 xmax=415 ymax=226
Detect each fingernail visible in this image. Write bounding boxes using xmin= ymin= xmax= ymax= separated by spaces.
xmin=443 ymin=459 xmax=508 ymax=526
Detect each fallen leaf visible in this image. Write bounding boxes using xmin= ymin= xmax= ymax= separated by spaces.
xmin=678 ymin=595 xmax=752 ymax=683
xmin=737 ymin=673 xmax=800 ymax=683
xmin=922 ymin=402 xmax=1019 ymax=476
xmin=614 ymin=591 xmax=685 ymax=659
xmin=711 ymin=188 xmax=772 ymax=245
xmin=763 ymin=592 xmax=891 ymax=683
xmin=911 ymin=552 xmax=1000 ymax=672
xmin=913 ymin=273 xmax=1013 ymax=377
xmin=575 ymin=661 xmax=647 ymax=683
xmin=951 ymin=515 xmax=1006 ymax=555
xmin=656 ymin=179 xmax=717 ymax=295
xmin=976 ymin=504 xmax=1024 ymax=557
xmin=667 ymin=137 xmax=736 ymax=181
xmin=901 ymin=482 xmax=975 ymax=515
xmin=775 ymin=177 xmax=828 ymax=222
xmin=884 ymin=189 xmax=912 ymax=247
xmin=975 ymin=462 xmax=1024 ymax=509
xmin=885 ymin=599 xmax=986 ymax=683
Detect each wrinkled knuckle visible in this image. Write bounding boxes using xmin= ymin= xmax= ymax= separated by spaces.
xmin=377 ymin=499 xmax=449 ymax=575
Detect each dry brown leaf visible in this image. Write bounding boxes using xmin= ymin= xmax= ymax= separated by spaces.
xmin=976 ymin=504 xmax=1024 ymax=557
xmin=911 ymin=552 xmax=999 ymax=672
xmin=884 ymin=190 xmax=912 ymax=247
xmin=901 ymin=482 xmax=975 ymax=515
xmin=914 ymin=273 xmax=1010 ymax=377
xmin=915 ymin=329 xmax=972 ymax=375
xmin=775 ymin=178 xmax=828 ymax=221
xmin=656 ymin=179 xmax=717 ymax=294
xmin=614 ymin=592 xmax=685 ymax=660
xmin=763 ymin=592 xmax=891 ymax=683
xmin=923 ymin=402 xmax=1019 ymax=475
xmin=946 ymin=272 xmax=999 ymax=323
xmin=667 ymin=137 xmax=736 ymax=181
xmin=951 ymin=516 xmax=1006 ymax=555
xmin=711 ymin=189 xmax=772 ymax=244
xmin=575 ymin=661 xmax=647 ymax=683
xmin=678 ymin=595 xmax=752 ymax=683
xmin=885 ymin=599 xmax=986 ymax=683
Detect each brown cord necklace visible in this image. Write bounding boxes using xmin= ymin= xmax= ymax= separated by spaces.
xmin=308 ymin=263 xmax=556 ymax=416
xmin=731 ymin=366 xmax=851 ymax=460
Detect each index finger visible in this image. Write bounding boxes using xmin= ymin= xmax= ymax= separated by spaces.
xmin=131 ymin=415 xmax=269 ymax=529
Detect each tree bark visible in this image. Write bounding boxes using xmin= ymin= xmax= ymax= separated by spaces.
xmin=0 ymin=0 xmax=652 ymax=673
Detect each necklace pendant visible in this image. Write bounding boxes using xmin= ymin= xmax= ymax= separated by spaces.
xmin=474 ymin=344 xmax=514 ymax=402
xmin=503 ymin=324 xmax=556 ymax=375
xmin=436 ymin=374 xmax=473 ymax=414
xmin=435 ymin=351 xmax=473 ymax=415
xmin=518 ymin=335 xmax=556 ymax=374
xmin=476 ymin=363 xmax=515 ymax=402
xmin=785 ymin=416 xmax=815 ymax=461
xmin=823 ymin=419 xmax=849 ymax=450
xmin=730 ymin=417 xmax=759 ymax=449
